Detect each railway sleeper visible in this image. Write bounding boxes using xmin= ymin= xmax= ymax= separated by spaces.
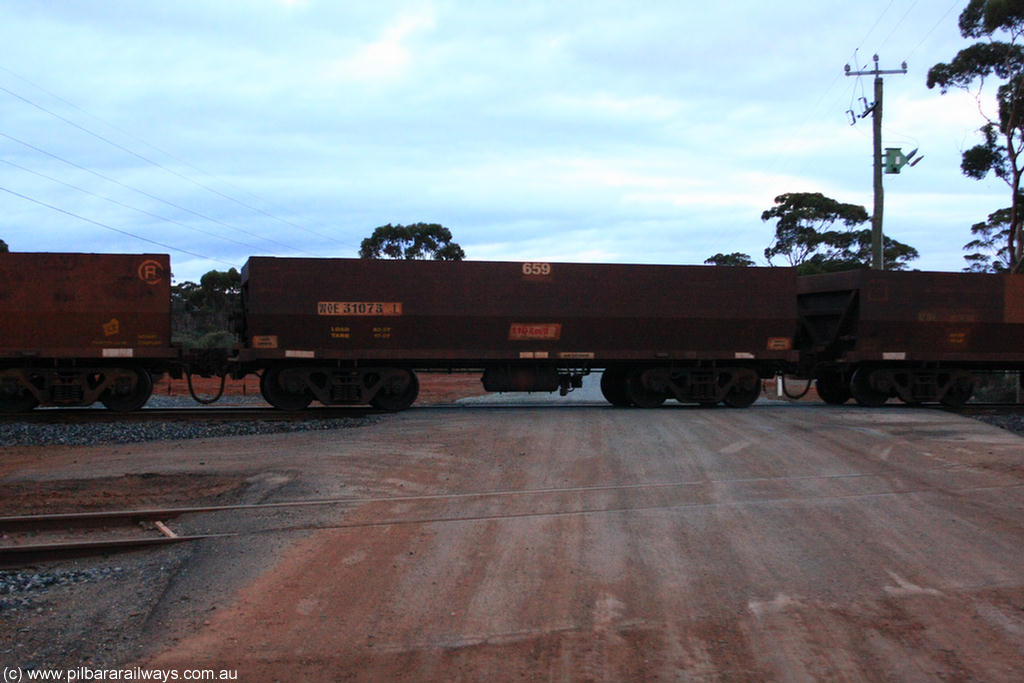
xmin=0 ymin=366 xmax=154 ymax=412
xmin=260 ymin=365 xmax=419 ymax=411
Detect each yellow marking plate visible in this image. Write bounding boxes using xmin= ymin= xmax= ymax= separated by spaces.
xmin=252 ymin=335 xmax=279 ymax=349
xmin=318 ymin=302 xmax=403 ymax=316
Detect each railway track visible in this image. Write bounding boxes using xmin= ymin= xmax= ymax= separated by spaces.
xmin=6 ymin=466 xmax=1024 ymax=567
xmin=4 ymin=400 xmax=1023 ymax=423
xmin=0 ymin=507 xmax=221 ymax=567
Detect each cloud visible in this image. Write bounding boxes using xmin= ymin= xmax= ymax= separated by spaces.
xmin=324 ymin=8 xmax=436 ymax=83
xmin=0 ymin=1 xmax=1009 ymax=278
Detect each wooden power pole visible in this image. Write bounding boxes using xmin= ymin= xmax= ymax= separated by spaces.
xmin=844 ymin=54 xmax=907 ymax=270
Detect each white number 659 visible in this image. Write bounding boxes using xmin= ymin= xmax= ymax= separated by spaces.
xmin=522 ymin=262 xmax=552 ymax=276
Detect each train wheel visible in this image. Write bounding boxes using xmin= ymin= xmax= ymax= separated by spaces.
xmin=940 ymin=372 xmax=974 ymax=408
xmin=624 ymin=368 xmax=668 ymax=408
xmin=370 ymin=369 xmax=419 ymax=411
xmin=722 ymin=375 xmax=761 ymax=408
xmin=261 ymin=366 xmax=313 ymax=411
xmin=0 ymin=377 xmax=39 ymax=413
xmin=850 ymin=367 xmax=888 ymax=407
xmin=101 ymin=369 xmax=153 ymax=411
xmin=600 ymin=367 xmax=630 ymax=406
xmin=815 ymin=371 xmax=851 ymax=405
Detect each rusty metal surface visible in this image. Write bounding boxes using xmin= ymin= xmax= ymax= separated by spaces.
xmin=0 ymin=252 xmax=175 ymax=359
xmin=239 ymin=258 xmax=799 ymax=365
xmin=798 ymin=269 xmax=1024 ymax=363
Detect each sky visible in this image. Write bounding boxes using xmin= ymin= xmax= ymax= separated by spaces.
xmin=0 ymin=0 xmax=1011 ymax=282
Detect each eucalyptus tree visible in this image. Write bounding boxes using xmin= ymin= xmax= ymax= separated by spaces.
xmin=964 ymin=206 xmax=1015 ymax=271
xmin=704 ymin=252 xmax=754 ymax=267
xmin=359 ymin=223 xmax=465 ymax=261
xmin=761 ymin=192 xmax=917 ymax=274
xmin=928 ymin=0 xmax=1024 ymax=272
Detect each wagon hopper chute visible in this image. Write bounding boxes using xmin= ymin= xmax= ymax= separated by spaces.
xmin=797 ymin=269 xmax=1024 ymax=406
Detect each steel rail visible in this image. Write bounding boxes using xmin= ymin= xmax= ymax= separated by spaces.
xmin=0 ymin=534 xmax=223 ymax=568
xmin=5 ymin=472 xmax=1023 ymax=567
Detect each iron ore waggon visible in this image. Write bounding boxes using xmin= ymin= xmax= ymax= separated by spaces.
xmin=797 ymin=269 xmax=1024 ymax=406
xmin=236 ymin=257 xmax=799 ymax=409
xmin=0 ymin=252 xmax=177 ymax=411
xmin=6 ymin=251 xmax=1022 ymax=413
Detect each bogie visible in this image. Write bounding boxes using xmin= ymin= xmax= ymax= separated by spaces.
xmin=260 ymin=365 xmax=420 ymax=410
xmin=0 ymin=366 xmax=155 ymax=411
xmin=815 ymin=371 xmax=851 ymax=405
xmin=624 ymin=368 xmax=670 ymax=408
xmin=260 ymin=366 xmax=314 ymax=411
xmin=606 ymin=366 xmax=762 ymax=409
xmin=599 ymin=367 xmax=630 ymax=407
xmin=845 ymin=366 xmax=977 ymax=407
xmin=369 ymin=369 xmax=420 ymax=411
xmin=100 ymin=369 xmax=154 ymax=412
xmin=0 ymin=373 xmax=40 ymax=413
xmin=722 ymin=373 xmax=762 ymax=408
xmin=849 ymin=367 xmax=889 ymax=407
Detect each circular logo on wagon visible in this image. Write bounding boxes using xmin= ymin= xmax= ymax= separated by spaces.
xmin=137 ymin=259 xmax=164 ymax=285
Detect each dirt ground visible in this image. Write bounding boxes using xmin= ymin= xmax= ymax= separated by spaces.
xmin=3 ymin=396 xmax=1023 ymax=681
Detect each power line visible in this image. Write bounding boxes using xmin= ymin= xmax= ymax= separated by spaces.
xmin=0 ymin=76 xmax=349 ymax=246
xmin=0 ymin=157 xmax=263 ymax=251
xmin=854 ymin=0 xmax=898 ymax=53
xmin=878 ymin=0 xmax=922 ymax=52
xmin=0 ymin=184 xmax=233 ymax=265
xmin=0 ymin=131 xmax=314 ymax=255
xmin=906 ymin=0 xmax=962 ymax=61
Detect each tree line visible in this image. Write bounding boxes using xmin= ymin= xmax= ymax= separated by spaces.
xmin=167 ymin=223 xmax=465 ymax=348
xmin=706 ymin=191 xmax=919 ymax=274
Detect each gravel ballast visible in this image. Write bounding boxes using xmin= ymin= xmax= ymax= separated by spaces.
xmin=970 ymin=412 xmax=1024 ymax=435
xmin=3 ymin=402 xmax=1023 ymax=447
xmin=0 ymin=414 xmax=380 ymax=448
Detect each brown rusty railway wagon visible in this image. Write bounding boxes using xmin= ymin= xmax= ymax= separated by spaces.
xmin=0 ymin=253 xmax=177 ymax=411
xmin=237 ymin=257 xmax=798 ymax=409
xmin=798 ymin=269 xmax=1024 ymax=406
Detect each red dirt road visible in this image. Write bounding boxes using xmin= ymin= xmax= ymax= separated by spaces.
xmin=132 ymin=403 xmax=1024 ymax=681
